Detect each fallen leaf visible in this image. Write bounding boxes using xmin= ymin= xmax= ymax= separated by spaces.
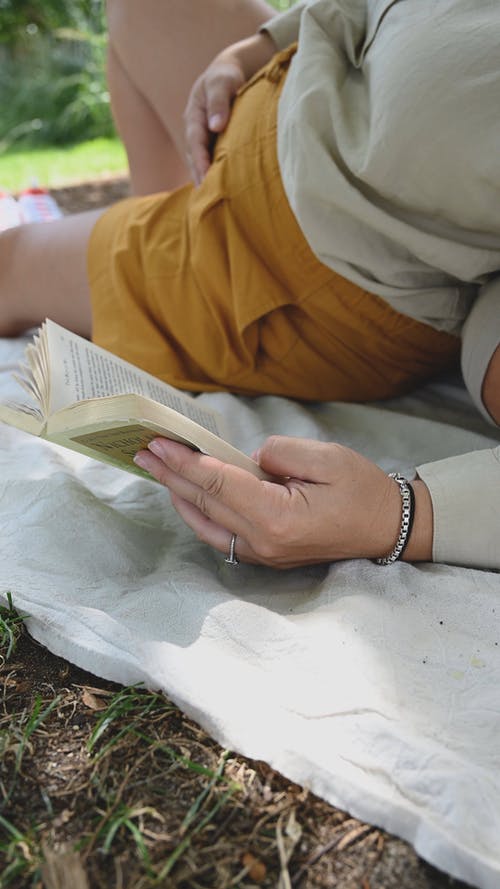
xmin=81 ymin=689 xmax=108 ymax=711
xmin=242 ymin=852 xmax=267 ymax=882
xmin=74 ymin=685 xmax=113 ymax=696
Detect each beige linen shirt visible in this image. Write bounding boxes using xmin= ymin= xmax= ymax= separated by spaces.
xmin=263 ymin=0 xmax=500 ymax=568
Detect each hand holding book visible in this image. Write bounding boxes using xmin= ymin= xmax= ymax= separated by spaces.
xmin=0 ymin=319 xmax=433 ymax=568
xmin=134 ymin=435 xmax=433 ymax=568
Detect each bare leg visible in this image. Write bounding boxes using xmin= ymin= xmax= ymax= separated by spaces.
xmin=0 ymin=209 xmax=102 ymax=338
xmin=107 ymin=0 xmax=275 ymax=194
xmin=0 ymin=0 xmax=276 ymax=338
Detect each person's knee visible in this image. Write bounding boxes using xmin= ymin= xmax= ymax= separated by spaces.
xmin=106 ymin=0 xmax=120 ymax=34
xmin=107 ymin=0 xmax=172 ymax=39
xmin=107 ymin=0 xmax=147 ymax=48
xmin=106 ymin=0 xmax=176 ymax=64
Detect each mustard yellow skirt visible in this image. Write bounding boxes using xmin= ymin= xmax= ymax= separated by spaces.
xmin=88 ymin=46 xmax=459 ymax=402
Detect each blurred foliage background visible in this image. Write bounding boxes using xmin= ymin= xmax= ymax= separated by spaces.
xmin=0 ymin=0 xmax=112 ymax=150
xmin=0 ymin=0 xmax=294 ymax=187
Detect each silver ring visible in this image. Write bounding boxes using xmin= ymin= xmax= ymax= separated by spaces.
xmin=224 ymin=532 xmax=239 ymax=566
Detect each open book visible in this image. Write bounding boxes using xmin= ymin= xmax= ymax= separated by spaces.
xmin=0 ymin=319 xmax=268 ymax=480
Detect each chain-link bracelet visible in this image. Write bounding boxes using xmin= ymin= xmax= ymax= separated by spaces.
xmin=374 ymin=473 xmax=415 ymax=565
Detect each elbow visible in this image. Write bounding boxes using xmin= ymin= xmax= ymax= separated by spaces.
xmin=482 ymin=343 xmax=500 ymax=425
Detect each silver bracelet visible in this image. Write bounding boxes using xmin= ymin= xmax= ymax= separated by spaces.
xmin=375 ymin=472 xmax=415 ymax=566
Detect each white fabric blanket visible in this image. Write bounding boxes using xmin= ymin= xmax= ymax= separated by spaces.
xmin=2 ymin=334 xmax=500 ymax=889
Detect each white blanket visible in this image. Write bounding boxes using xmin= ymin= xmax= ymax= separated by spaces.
xmin=2 ymin=335 xmax=500 ymax=889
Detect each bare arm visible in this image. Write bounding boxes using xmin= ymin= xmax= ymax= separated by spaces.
xmin=482 ymin=342 xmax=500 ymax=424
xmin=134 ymin=436 xmax=434 ymax=569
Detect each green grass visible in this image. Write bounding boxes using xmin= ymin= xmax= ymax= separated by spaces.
xmin=0 ymin=814 xmax=43 ymax=887
xmin=0 ymin=592 xmax=26 ymax=660
xmin=0 ymin=137 xmax=127 ymax=192
xmin=0 ymin=675 xmax=240 ymax=886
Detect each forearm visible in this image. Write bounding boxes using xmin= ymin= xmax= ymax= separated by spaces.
xmin=461 ymin=276 xmax=500 ymax=424
xmin=482 ymin=342 xmax=500 ymax=424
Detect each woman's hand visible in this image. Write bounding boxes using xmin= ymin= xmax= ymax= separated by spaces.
xmin=134 ymin=436 xmax=433 ymax=568
xmin=184 ymin=31 xmax=276 ymax=185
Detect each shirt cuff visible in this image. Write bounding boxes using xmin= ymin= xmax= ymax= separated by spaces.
xmin=260 ymin=2 xmax=305 ymax=50
xmin=461 ymin=278 xmax=500 ymax=424
xmin=417 ymin=446 xmax=500 ymax=569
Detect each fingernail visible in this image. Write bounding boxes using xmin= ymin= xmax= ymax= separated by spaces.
xmin=133 ymin=453 xmax=150 ymax=470
xmin=148 ymin=439 xmax=165 ymax=457
xmin=148 ymin=438 xmax=176 ymax=459
xmin=209 ymin=113 xmax=223 ymax=130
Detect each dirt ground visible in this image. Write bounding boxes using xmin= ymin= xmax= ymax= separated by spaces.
xmin=51 ymin=175 xmax=132 ymax=214
xmin=0 ymin=178 xmax=473 ymax=889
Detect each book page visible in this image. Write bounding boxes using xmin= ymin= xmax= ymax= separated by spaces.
xmin=45 ymin=320 xmax=226 ymax=437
